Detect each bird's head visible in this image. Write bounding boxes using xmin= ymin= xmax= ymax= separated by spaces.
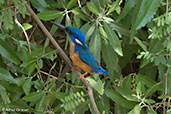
xmin=51 ymin=21 xmax=86 ymax=46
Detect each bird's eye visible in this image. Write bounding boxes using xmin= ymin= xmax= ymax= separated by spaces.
xmin=68 ymin=30 xmax=73 ymax=34
xmin=66 ymin=28 xmax=73 ymax=35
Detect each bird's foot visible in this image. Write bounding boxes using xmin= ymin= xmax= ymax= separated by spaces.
xmin=79 ymin=72 xmax=88 ymax=79
xmin=71 ymin=65 xmax=78 ymax=71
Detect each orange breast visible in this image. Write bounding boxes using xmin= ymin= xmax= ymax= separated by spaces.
xmin=69 ymin=42 xmax=92 ymax=73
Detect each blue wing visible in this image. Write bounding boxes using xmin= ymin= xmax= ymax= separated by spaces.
xmin=74 ymin=44 xmax=101 ymax=73
xmin=74 ymin=44 xmax=108 ymax=75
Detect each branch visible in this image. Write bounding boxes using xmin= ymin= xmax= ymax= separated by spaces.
xmin=14 ymin=8 xmax=31 ymax=54
xmin=77 ymin=0 xmax=81 ymax=8
xmin=24 ymin=2 xmax=100 ymax=114
xmin=163 ymin=0 xmax=170 ymax=113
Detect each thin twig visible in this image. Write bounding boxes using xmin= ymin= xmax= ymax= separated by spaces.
xmin=77 ymin=0 xmax=81 ymax=8
xmin=166 ymin=0 xmax=168 ymax=13
xmin=38 ymin=70 xmax=43 ymax=81
xmin=24 ymin=2 xmax=100 ymax=114
xmin=29 ymin=24 xmax=38 ymax=40
xmin=164 ymin=69 xmax=168 ymax=95
xmin=64 ymin=82 xmax=85 ymax=89
xmin=167 ymin=97 xmax=170 ymax=112
xmin=163 ymin=69 xmax=168 ymax=114
xmin=88 ymin=86 xmax=99 ymax=113
xmin=163 ymin=0 xmax=170 ymax=114
xmin=14 ymin=8 xmax=31 ymax=54
xmin=40 ymin=70 xmax=58 ymax=80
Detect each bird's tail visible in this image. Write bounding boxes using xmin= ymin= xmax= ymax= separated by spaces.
xmin=96 ymin=66 xmax=109 ymax=75
xmin=101 ymin=68 xmax=109 ymax=75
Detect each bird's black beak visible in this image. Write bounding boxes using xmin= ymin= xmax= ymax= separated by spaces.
xmin=50 ymin=21 xmax=66 ymax=30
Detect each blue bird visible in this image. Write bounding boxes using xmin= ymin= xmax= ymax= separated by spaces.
xmin=51 ymin=21 xmax=108 ymax=79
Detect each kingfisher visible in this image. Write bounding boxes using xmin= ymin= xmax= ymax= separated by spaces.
xmin=51 ymin=21 xmax=108 ymax=79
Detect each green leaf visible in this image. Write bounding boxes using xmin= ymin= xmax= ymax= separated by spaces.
xmin=144 ymin=99 xmax=155 ymax=104
xmin=80 ymin=23 xmax=90 ymax=34
xmin=105 ymin=89 xmax=136 ymax=109
xmin=27 ymin=62 xmax=36 ymax=75
xmin=37 ymin=59 xmax=43 ymax=69
xmin=44 ymin=92 xmax=57 ymax=106
xmin=167 ymin=109 xmax=171 ymax=114
xmin=116 ymin=0 xmax=137 ymax=22
xmin=43 ymin=38 xmax=49 ymax=50
xmin=128 ymin=104 xmax=141 ymax=114
xmin=147 ymin=107 xmax=157 ymax=114
xmin=54 ymin=92 xmax=68 ymax=99
xmin=22 ymin=92 xmax=44 ymax=102
xmin=23 ymin=23 xmax=33 ymax=30
xmin=17 ymin=1 xmax=29 ymax=18
xmin=36 ymin=92 xmax=46 ymax=112
xmin=86 ymin=77 xmax=104 ymax=95
xmin=136 ymin=82 xmax=142 ymax=94
xmin=0 ymin=84 xmax=10 ymax=104
xmin=37 ymin=10 xmax=63 ymax=21
xmin=0 ymin=33 xmax=7 ymax=41
xmin=20 ymin=46 xmax=37 ymax=75
xmin=2 ymin=9 xmax=14 ymax=30
xmin=72 ymin=8 xmax=89 ymax=21
xmin=134 ymin=37 xmax=147 ymax=51
xmin=16 ymin=76 xmax=26 ymax=86
xmin=37 ymin=0 xmax=48 ymax=7
xmin=158 ymin=94 xmax=170 ymax=99
xmin=106 ymin=0 xmax=120 ymax=15
xmin=144 ymin=82 xmax=162 ymax=98
xmin=21 ymin=46 xmax=30 ymax=63
xmin=66 ymin=0 xmax=77 ymax=9
xmin=130 ymin=0 xmax=160 ymax=41
xmin=114 ymin=86 xmax=138 ymax=102
xmin=103 ymin=23 xmax=123 ymax=56
xmin=103 ymin=17 xmax=114 ymax=23
xmin=75 ymin=101 xmax=89 ymax=114
xmin=99 ymin=26 xmax=107 ymax=39
xmin=30 ymin=0 xmax=48 ymax=12
xmin=65 ymin=14 xmax=71 ymax=26
xmin=0 ymin=0 xmax=4 ymax=4
xmin=0 ymin=67 xmax=17 ymax=84
xmin=136 ymin=74 xmax=156 ymax=87
xmin=85 ymin=23 xmax=96 ymax=41
xmin=109 ymin=22 xmax=130 ymax=37
xmin=22 ymin=78 xmax=32 ymax=95
xmin=20 ymin=51 xmax=37 ymax=75
xmin=0 ymin=39 xmax=20 ymax=64
xmin=73 ymin=15 xmax=81 ymax=28
xmin=135 ymin=0 xmax=160 ymax=29
xmin=87 ymin=2 xmax=99 ymax=15
xmin=102 ymin=40 xmax=121 ymax=79
xmin=154 ymin=55 xmax=167 ymax=66
xmin=122 ymin=74 xmax=132 ymax=89
xmin=89 ymin=28 xmax=101 ymax=63
xmin=33 ymin=79 xmax=43 ymax=90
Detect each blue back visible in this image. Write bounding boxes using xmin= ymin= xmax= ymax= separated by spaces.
xmin=75 ymin=44 xmax=108 ymax=74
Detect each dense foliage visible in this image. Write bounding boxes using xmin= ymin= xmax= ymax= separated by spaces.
xmin=0 ymin=0 xmax=170 ymax=114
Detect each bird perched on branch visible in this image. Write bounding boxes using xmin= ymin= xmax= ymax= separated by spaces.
xmin=51 ymin=21 xmax=108 ymax=79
